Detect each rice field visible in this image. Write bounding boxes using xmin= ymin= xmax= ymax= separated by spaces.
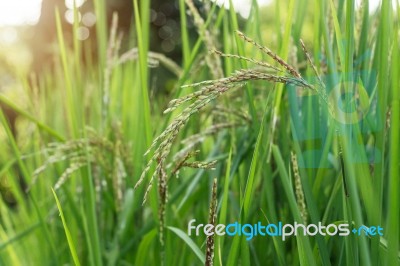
xmin=0 ymin=0 xmax=399 ymax=265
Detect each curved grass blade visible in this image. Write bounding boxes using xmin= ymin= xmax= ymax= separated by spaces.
xmin=52 ymin=189 xmax=81 ymax=266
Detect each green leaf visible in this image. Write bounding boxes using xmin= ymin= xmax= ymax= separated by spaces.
xmin=52 ymin=189 xmax=81 ymax=266
xmin=166 ymin=226 xmax=205 ymax=264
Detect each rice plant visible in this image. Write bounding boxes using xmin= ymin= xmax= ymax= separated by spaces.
xmin=0 ymin=0 xmax=398 ymax=265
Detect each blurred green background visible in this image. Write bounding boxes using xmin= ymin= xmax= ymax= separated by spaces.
xmin=0 ymin=0 xmax=399 ymax=265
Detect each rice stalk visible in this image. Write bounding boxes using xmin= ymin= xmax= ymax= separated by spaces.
xmin=30 ymin=126 xmax=132 ymax=205
xmin=157 ymin=157 xmax=167 ymax=265
xmin=103 ymin=13 xmax=121 ymax=130
xmin=135 ymin=31 xmax=314 ymax=204
xmin=291 ymin=151 xmax=308 ymax=223
xmin=205 ymin=178 xmax=217 ymax=266
xmin=117 ymin=48 xmax=183 ymax=77
xmin=185 ymin=0 xmax=223 ymax=79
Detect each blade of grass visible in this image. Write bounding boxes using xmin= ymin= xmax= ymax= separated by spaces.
xmin=228 ymin=0 xmax=257 ymax=122
xmin=386 ymin=10 xmax=399 ymax=265
xmin=93 ymin=0 xmax=107 ymax=67
xmin=167 ymin=226 xmax=205 ymax=264
xmin=268 ymin=0 xmax=296 ymax=159
xmin=134 ymin=229 xmax=157 ymax=266
xmin=52 ymin=189 xmax=81 ymax=266
xmin=179 ymin=0 xmax=190 ymax=68
xmin=0 ymin=95 xmax=64 ymax=141
xmin=55 ymin=8 xmax=80 ymax=137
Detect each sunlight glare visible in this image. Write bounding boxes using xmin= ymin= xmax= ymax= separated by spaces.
xmin=0 ymin=0 xmax=396 ymax=27
xmin=0 ymin=0 xmax=42 ymax=26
